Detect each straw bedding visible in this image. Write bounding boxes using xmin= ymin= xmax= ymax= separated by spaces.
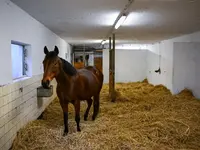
xmin=11 ymin=79 xmax=200 ymax=150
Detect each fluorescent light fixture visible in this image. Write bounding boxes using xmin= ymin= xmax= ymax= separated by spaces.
xmin=101 ymin=40 xmax=106 ymax=45
xmin=115 ymin=15 xmax=127 ymax=29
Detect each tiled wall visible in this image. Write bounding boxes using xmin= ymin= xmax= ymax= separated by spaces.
xmin=0 ymin=74 xmax=57 ymax=150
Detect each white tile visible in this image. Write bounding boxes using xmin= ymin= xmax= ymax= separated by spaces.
xmin=0 ymin=87 xmax=2 ymax=98
xmin=4 ymin=121 xmax=12 ymax=134
xmin=11 ymin=91 xmax=16 ymax=102
xmin=11 ymin=109 xmax=17 ymax=121
xmin=4 ymin=138 xmax=12 ymax=150
xmin=2 ymin=96 xmax=8 ymax=106
xmin=18 ymin=81 xmax=23 ymax=89
xmin=2 ymin=105 xmax=8 ymax=116
xmin=16 ymin=97 xmax=22 ymax=107
xmin=0 ymin=97 xmax=3 ymax=108
xmin=16 ymin=106 xmax=20 ymax=115
xmin=19 ymin=103 xmax=24 ymax=113
xmin=10 ymin=126 xmax=16 ymax=138
xmin=22 ymin=86 xmax=30 ymax=95
xmin=7 ymin=94 xmax=12 ymax=104
xmin=10 ymin=83 xmax=16 ymax=93
xmin=0 ymin=115 xmax=5 ymax=128
xmin=14 ymin=82 xmax=20 ymax=91
xmin=0 ymin=109 xmax=2 ymax=120
xmin=7 ymin=103 xmax=12 ymax=114
xmin=0 ymin=126 xmax=5 ymax=138
xmin=16 ymin=122 xmax=21 ymax=131
xmin=14 ymin=91 xmax=20 ymax=100
xmin=2 ymin=85 xmax=11 ymax=96
xmin=9 ymin=84 xmax=14 ymax=94
xmin=11 ymin=117 xmax=17 ymax=128
xmin=4 ymin=123 xmax=10 ymax=134
xmin=4 ymin=130 xmax=10 ymax=144
xmin=10 ymin=134 xmax=16 ymax=145
xmin=22 ymin=80 xmax=27 ymax=88
xmin=0 ymin=136 xmax=5 ymax=149
xmin=11 ymin=100 xmax=17 ymax=110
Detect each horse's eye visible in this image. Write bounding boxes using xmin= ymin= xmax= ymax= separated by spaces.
xmin=54 ymin=63 xmax=57 ymax=66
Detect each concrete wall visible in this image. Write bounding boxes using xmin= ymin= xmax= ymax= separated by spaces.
xmin=0 ymin=1 xmax=71 ymax=149
xmin=146 ymin=31 xmax=200 ymax=93
xmin=103 ymin=49 xmax=147 ymax=83
xmin=103 ymin=31 xmax=200 ymax=98
xmin=146 ymin=41 xmax=174 ymax=91
xmin=0 ymin=0 xmax=71 ymax=85
xmin=173 ymin=42 xmax=200 ymax=98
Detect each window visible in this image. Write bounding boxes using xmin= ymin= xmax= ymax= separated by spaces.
xmin=11 ymin=42 xmax=28 ymax=80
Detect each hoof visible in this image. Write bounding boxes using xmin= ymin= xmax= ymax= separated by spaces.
xmin=63 ymin=132 xmax=68 ymax=136
xmin=84 ymin=114 xmax=88 ymax=121
xmin=92 ymin=116 xmax=95 ymax=121
xmin=77 ymin=128 xmax=81 ymax=132
xmin=84 ymin=117 xmax=87 ymax=121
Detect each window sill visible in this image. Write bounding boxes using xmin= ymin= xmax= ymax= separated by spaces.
xmin=13 ymin=76 xmax=31 ymax=83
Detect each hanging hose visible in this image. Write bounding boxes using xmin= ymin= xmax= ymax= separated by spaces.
xmin=155 ymin=42 xmax=161 ymax=74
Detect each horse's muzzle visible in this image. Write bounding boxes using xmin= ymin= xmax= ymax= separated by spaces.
xmin=41 ymin=80 xmax=50 ymax=89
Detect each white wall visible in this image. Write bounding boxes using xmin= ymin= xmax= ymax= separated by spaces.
xmin=146 ymin=41 xmax=174 ymax=91
xmin=146 ymin=31 xmax=200 ymax=93
xmin=0 ymin=0 xmax=71 ymax=85
xmin=173 ymin=42 xmax=200 ymax=98
xmin=103 ymin=49 xmax=147 ymax=83
xmin=102 ymin=31 xmax=200 ymax=97
xmin=0 ymin=1 xmax=71 ymax=149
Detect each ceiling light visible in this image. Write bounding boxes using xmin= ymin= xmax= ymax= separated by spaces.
xmin=101 ymin=40 xmax=106 ymax=45
xmin=115 ymin=15 xmax=127 ymax=29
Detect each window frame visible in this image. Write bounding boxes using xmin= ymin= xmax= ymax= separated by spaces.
xmin=11 ymin=41 xmax=29 ymax=81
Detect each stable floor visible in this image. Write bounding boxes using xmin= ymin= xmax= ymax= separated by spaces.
xmin=11 ymin=81 xmax=200 ymax=150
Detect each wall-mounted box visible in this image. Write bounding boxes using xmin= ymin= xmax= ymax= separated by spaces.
xmin=37 ymin=85 xmax=53 ymax=97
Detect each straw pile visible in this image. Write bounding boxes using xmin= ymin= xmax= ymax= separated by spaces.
xmin=11 ymin=79 xmax=200 ymax=150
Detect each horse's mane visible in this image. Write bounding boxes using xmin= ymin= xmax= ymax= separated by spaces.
xmin=59 ymin=57 xmax=77 ymax=76
xmin=45 ymin=51 xmax=77 ymax=76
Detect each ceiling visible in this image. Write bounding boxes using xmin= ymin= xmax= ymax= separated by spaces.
xmin=11 ymin=0 xmax=200 ymax=48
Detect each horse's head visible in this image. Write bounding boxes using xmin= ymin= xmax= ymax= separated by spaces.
xmin=41 ymin=46 xmax=61 ymax=88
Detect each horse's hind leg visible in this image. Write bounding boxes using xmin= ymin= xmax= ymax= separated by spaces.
xmin=73 ymin=100 xmax=81 ymax=132
xmin=84 ymin=98 xmax=92 ymax=121
xmin=92 ymin=94 xmax=100 ymax=120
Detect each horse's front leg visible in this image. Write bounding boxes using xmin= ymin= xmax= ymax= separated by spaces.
xmin=73 ymin=100 xmax=81 ymax=132
xmin=62 ymin=102 xmax=69 ymax=136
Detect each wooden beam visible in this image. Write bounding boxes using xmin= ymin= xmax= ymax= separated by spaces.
xmin=109 ymin=36 xmax=112 ymax=95
xmin=111 ymin=33 xmax=116 ymax=102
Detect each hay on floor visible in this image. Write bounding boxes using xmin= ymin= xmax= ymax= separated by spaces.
xmin=11 ymin=79 xmax=200 ymax=150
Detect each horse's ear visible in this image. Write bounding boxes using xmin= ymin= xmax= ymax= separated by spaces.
xmin=54 ymin=46 xmax=59 ymax=55
xmin=44 ymin=46 xmax=49 ymax=54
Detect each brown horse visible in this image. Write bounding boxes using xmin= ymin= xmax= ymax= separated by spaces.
xmin=41 ymin=46 xmax=104 ymax=136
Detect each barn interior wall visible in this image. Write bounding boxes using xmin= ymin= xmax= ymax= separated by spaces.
xmin=146 ymin=31 xmax=200 ymax=94
xmin=173 ymin=42 xmax=200 ymax=98
xmin=103 ymin=49 xmax=147 ymax=83
xmin=0 ymin=1 xmax=71 ymax=149
xmin=0 ymin=0 xmax=71 ymax=85
xmin=103 ymin=31 xmax=200 ymax=97
xmin=146 ymin=41 xmax=174 ymax=92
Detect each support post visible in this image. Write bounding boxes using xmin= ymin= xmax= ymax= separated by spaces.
xmin=109 ymin=37 xmax=112 ymax=95
xmin=83 ymin=44 xmax=86 ymax=67
xmin=72 ymin=52 xmax=75 ymax=66
xmin=111 ymin=33 xmax=116 ymax=102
